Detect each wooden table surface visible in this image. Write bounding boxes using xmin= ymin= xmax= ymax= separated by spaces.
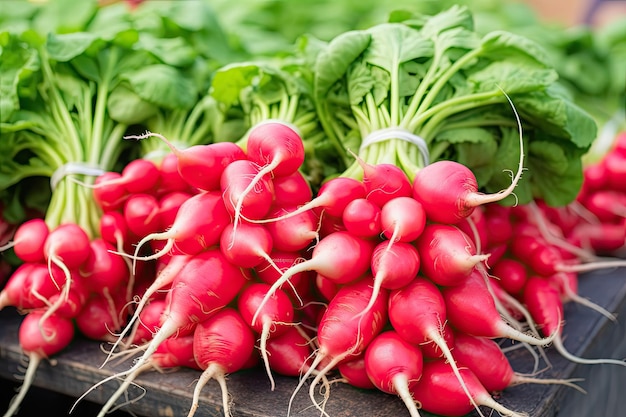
xmin=1 ymin=268 xmax=626 ymax=417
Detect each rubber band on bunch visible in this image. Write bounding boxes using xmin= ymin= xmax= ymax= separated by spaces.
xmin=359 ymin=127 xmax=430 ymax=166
xmin=50 ymin=162 xmax=106 ymax=191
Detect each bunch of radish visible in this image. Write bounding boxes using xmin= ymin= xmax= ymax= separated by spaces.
xmin=3 ymin=121 xmax=626 ymax=417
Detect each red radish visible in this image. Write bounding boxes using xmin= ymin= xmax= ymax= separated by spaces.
xmin=92 ymin=171 xmax=128 ymax=211
xmin=523 ymin=275 xmax=626 ymax=367
xmin=549 ymin=271 xmax=615 ymax=321
xmin=99 ymin=211 xmax=130 ymax=250
xmin=342 ymin=198 xmax=382 ymax=238
xmin=80 ymin=238 xmax=129 ymax=301
xmin=125 ymin=191 xmax=230 ymax=267
xmin=457 ymin=207 xmax=489 ymax=252
xmin=581 ymin=189 xmax=626 ymax=223
xmin=483 ymin=203 xmax=514 ymax=246
xmin=414 ymin=223 xmax=490 ymax=287
xmin=316 ymin=211 xmax=347 ymax=238
xmin=220 ymin=159 xmax=275 ymax=222
xmin=262 ymin=205 xmax=319 ymax=252
xmin=255 ymin=249 xmax=309 ymax=300
xmin=156 ymin=152 xmax=192 ymax=194
xmin=187 ymin=308 xmax=255 ymax=417
xmin=219 ymin=222 xmax=277 ymax=269
xmin=104 ymin=253 xmax=191 ymax=363
xmin=0 ymin=218 xmax=49 ymax=263
xmin=356 ymin=158 xmax=413 ymax=207
xmin=0 ymin=263 xmax=58 ymax=311
xmin=251 ymin=177 xmax=366 ymax=223
xmin=380 ymin=196 xmax=426 ymax=245
xmin=603 ymin=149 xmax=626 ymax=192
xmin=40 ymin=223 xmax=91 ymax=334
xmin=412 ymin=92 xmax=524 ymax=224
xmin=419 ymin=324 xmax=455 ymax=359
xmin=315 ymin=273 xmax=341 ymax=302
xmin=288 ymin=277 xmax=388 ymax=416
xmin=410 ymin=358 xmax=527 ymax=417
xmin=75 ymin=291 xmax=126 ymax=342
xmin=491 ymin=257 xmax=528 ymax=295
xmin=45 ymin=271 xmax=89 ymax=319
xmin=4 ymin=310 xmax=75 ymax=417
xmin=130 ymin=298 xmax=167 ymax=345
xmin=568 ymin=222 xmax=626 ymax=254
xmin=271 ymin=169 xmax=313 ymax=207
xmin=157 ymin=190 xmax=193 ymax=230
xmin=237 ymin=283 xmax=295 ymax=390
xmin=84 ymin=250 xmax=247 ymax=417
xmin=388 ymin=276 xmax=480 ymax=415
xmin=125 ymin=132 xmax=246 ymax=192
xmin=452 ymin=331 xmax=584 ymax=394
xmin=251 ymin=231 xmax=375 ymax=326
xmin=93 ymin=158 xmax=161 ymax=195
xmin=442 ymin=269 xmax=555 ymax=346
xmin=230 ymin=122 xmax=304 ymax=228
xmin=265 ymin=326 xmax=314 ymax=378
xmin=364 ymin=330 xmax=423 ymax=417
xmin=123 ymin=193 xmax=161 ymax=238
xmin=337 ymin=354 xmax=376 ymax=390
xmin=358 ymin=241 xmax=419 ymax=319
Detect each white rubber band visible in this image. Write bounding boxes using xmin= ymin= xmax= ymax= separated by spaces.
xmin=50 ymin=162 xmax=106 ymax=191
xmin=360 ymin=127 xmax=430 ymax=165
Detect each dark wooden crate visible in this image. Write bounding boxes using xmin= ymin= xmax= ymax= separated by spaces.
xmin=1 ymin=268 xmax=625 ymax=417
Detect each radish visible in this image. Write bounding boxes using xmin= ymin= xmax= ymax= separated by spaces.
xmin=272 ymin=169 xmax=313 ymax=207
xmin=39 ymin=223 xmax=91 ymax=337
xmin=414 ymin=223 xmax=490 ymax=287
xmin=237 ymin=283 xmax=295 ymax=390
xmin=125 ymin=132 xmax=246 ymax=192
xmin=220 ymin=159 xmax=275 ymax=223
xmin=129 ymin=298 xmax=167 ymax=345
xmin=364 ymin=330 xmax=423 ymax=417
xmin=81 ymin=249 xmax=247 ymax=417
xmin=123 ymin=193 xmax=162 ymax=238
xmin=123 ymin=191 xmax=230 ymax=268
xmin=522 ymin=275 xmax=626 ymax=367
xmin=483 ymin=203 xmax=514 ymax=246
xmin=380 ymin=196 xmax=426 ymax=245
xmin=75 ymin=291 xmax=126 ymax=342
xmin=451 ymin=331 xmax=584 ymax=394
xmin=337 ymin=354 xmax=376 ymax=390
xmin=355 ymin=157 xmax=413 ymax=207
xmin=388 ymin=276 xmax=483 ymax=416
xmin=262 ymin=205 xmax=319 ymax=252
xmin=442 ymin=270 xmax=556 ymax=346
xmin=492 ymin=257 xmax=528 ymax=295
xmin=0 ymin=263 xmax=58 ymax=311
xmin=93 ymin=158 xmax=161 ymax=195
xmin=92 ymin=171 xmax=128 ymax=212
xmin=410 ymin=358 xmax=527 ymax=417
xmin=265 ymin=326 xmax=314 ymax=378
xmin=103 ymin=253 xmax=191 ymax=363
xmin=358 ymin=240 xmax=419 ymax=319
xmin=250 ymin=177 xmax=366 ymax=223
xmin=219 ymin=222 xmax=277 ymax=269
xmin=412 ymin=91 xmax=524 ymax=224
xmin=0 ymin=218 xmax=49 ymax=263
xmin=230 ymin=122 xmax=305 ymax=231
xmin=251 ymin=231 xmax=375 ymax=326
xmin=156 ymin=151 xmax=192 ymax=195
xmin=4 ymin=310 xmax=75 ymax=417
xmin=187 ymin=308 xmax=255 ymax=417
xmin=288 ymin=277 xmax=388 ymax=416
xmin=157 ymin=190 xmax=194 ymax=230
xmin=255 ymin=249 xmax=310 ymax=302
xmin=342 ymin=198 xmax=382 ymax=238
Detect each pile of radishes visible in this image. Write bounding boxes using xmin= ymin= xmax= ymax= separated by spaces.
xmin=2 ymin=124 xmax=626 ymax=417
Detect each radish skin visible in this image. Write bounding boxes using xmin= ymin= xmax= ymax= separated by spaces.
xmin=364 ymin=330 xmax=423 ymax=417
xmin=187 ymin=308 xmax=255 ymax=417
